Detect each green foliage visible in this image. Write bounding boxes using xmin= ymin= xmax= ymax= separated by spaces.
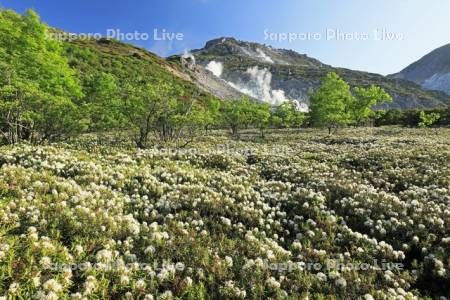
xmin=220 ymin=97 xmax=271 ymax=137
xmin=0 ymin=9 xmax=223 ymax=147
xmin=0 ymin=9 xmax=83 ymax=144
xmin=309 ymin=73 xmax=394 ymax=132
xmin=418 ymin=111 xmax=440 ymax=128
xmin=201 ymin=97 xmax=222 ymax=132
xmin=309 ymin=72 xmax=354 ymax=133
xmin=374 ymin=107 xmax=449 ymax=127
xmin=120 ymin=79 xmax=208 ymax=148
xmin=251 ymin=102 xmax=271 ymax=138
xmin=351 ymin=85 xmax=392 ymax=125
xmin=82 ymin=72 xmax=123 ymax=131
xmin=270 ymin=100 xmax=306 ymax=128
xmin=220 ymin=97 xmax=253 ymax=136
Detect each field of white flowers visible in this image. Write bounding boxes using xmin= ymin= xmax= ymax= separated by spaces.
xmin=0 ymin=127 xmax=449 ymax=299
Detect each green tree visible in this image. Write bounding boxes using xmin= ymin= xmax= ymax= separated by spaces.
xmin=309 ymin=72 xmax=353 ymax=134
xmin=351 ymin=85 xmax=392 ymax=125
xmin=0 ymin=9 xmax=83 ymax=144
xmin=121 ymin=79 xmax=205 ymax=148
xmin=83 ymin=72 xmax=124 ymax=132
xmin=251 ymin=102 xmax=271 ymax=138
xmin=220 ymin=97 xmax=255 ymax=138
xmin=418 ymin=111 xmax=440 ymax=128
xmin=202 ymin=97 xmax=222 ymax=134
xmin=271 ymin=100 xmax=306 ymax=129
xmin=121 ymin=79 xmax=166 ymax=148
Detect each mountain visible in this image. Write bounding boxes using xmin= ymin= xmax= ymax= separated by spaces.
xmin=169 ymin=37 xmax=450 ymax=109
xmin=391 ymin=44 xmax=450 ymax=95
xmin=55 ymin=32 xmax=450 ymax=110
xmin=58 ymin=32 xmax=217 ymax=112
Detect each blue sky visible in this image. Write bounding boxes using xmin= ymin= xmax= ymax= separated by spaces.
xmin=2 ymin=0 xmax=450 ymax=75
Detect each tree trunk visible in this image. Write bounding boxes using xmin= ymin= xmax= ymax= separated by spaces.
xmin=136 ymin=127 xmax=148 ymax=149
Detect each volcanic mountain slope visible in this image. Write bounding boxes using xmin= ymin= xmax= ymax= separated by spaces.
xmin=52 ymin=30 xmax=219 ymax=109
xmin=391 ymin=43 xmax=450 ymax=95
xmin=170 ymin=37 xmax=450 ymax=109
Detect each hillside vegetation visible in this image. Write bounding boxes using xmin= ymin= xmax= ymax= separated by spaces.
xmin=0 ymin=9 xmax=218 ymax=146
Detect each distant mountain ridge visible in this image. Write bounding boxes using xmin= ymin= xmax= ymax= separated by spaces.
xmin=391 ymin=43 xmax=450 ymax=95
xmin=200 ymin=37 xmax=326 ymax=67
xmin=170 ymin=37 xmax=450 ymax=109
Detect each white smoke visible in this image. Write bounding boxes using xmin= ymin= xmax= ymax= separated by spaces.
xmin=227 ymin=66 xmax=309 ymax=109
xmin=271 ymin=89 xmax=288 ymax=104
xmin=205 ymin=60 xmax=308 ymax=109
xmin=182 ymin=50 xmax=196 ymax=65
xmin=243 ymin=66 xmax=288 ymax=106
xmin=292 ymin=100 xmax=309 ymax=112
xmin=226 ymin=81 xmax=258 ymax=98
xmin=205 ymin=60 xmax=223 ymax=77
xmin=256 ymin=48 xmax=274 ymax=63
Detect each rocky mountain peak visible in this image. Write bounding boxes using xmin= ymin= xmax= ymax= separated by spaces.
xmin=392 ymin=43 xmax=450 ymax=95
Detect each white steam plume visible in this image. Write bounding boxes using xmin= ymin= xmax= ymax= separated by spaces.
xmin=256 ymin=48 xmax=274 ymax=63
xmin=243 ymin=66 xmax=288 ymax=106
xmin=206 ymin=61 xmax=308 ymax=109
xmin=205 ymin=60 xmax=223 ymax=77
xmin=182 ymin=50 xmax=196 ymax=65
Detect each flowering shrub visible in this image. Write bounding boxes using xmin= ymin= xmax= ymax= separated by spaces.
xmin=0 ymin=128 xmax=449 ymax=299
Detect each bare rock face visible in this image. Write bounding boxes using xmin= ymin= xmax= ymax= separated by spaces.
xmin=181 ymin=56 xmax=196 ymax=70
xmin=188 ymin=65 xmax=250 ymax=100
xmin=391 ymin=44 xmax=450 ymax=95
xmin=422 ymin=72 xmax=450 ymax=94
xmin=176 ymin=54 xmax=249 ymax=100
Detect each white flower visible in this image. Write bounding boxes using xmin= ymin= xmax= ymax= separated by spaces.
xmin=335 ymin=277 xmax=347 ymax=289
xmin=185 ymin=276 xmax=193 ymax=287
xmin=74 ymin=245 xmax=84 ymax=256
xmin=144 ymin=245 xmax=155 ymax=255
xmin=437 ymin=268 xmax=446 ymax=277
xmin=225 ymin=256 xmax=233 ymax=267
xmin=40 ymin=256 xmax=52 ymax=269
xmin=159 ymin=290 xmax=173 ymax=300
xmin=135 ymin=279 xmax=146 ymax=290
xmin=45 ymin=292 xmax=59 ymax=300
xmin=221 ymin=217 xmax=232 ymax=227
xmin=96 ymin=249 xmax=113 ymax=263
xmin=32 ymin=276 xmax=41 ymax=287
xmin=120 ymin=275 xmax=130 ymax=285
xmin=292 ymin=241 xmax=302 ymax=251
xmin=328 ymin=271 xmax=340 ymax=280
xmin=8 ymin=282 xmax=19 ymax=294
xmin=43 ymin=279 xmax=63 ymax=293
xmin=364 ymin=294 xmax=374 ymax=300
xmin=84 ymin=276 xmax=97 ymax=295
xmin=266 ymin=277 xmax=281 ymax=289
